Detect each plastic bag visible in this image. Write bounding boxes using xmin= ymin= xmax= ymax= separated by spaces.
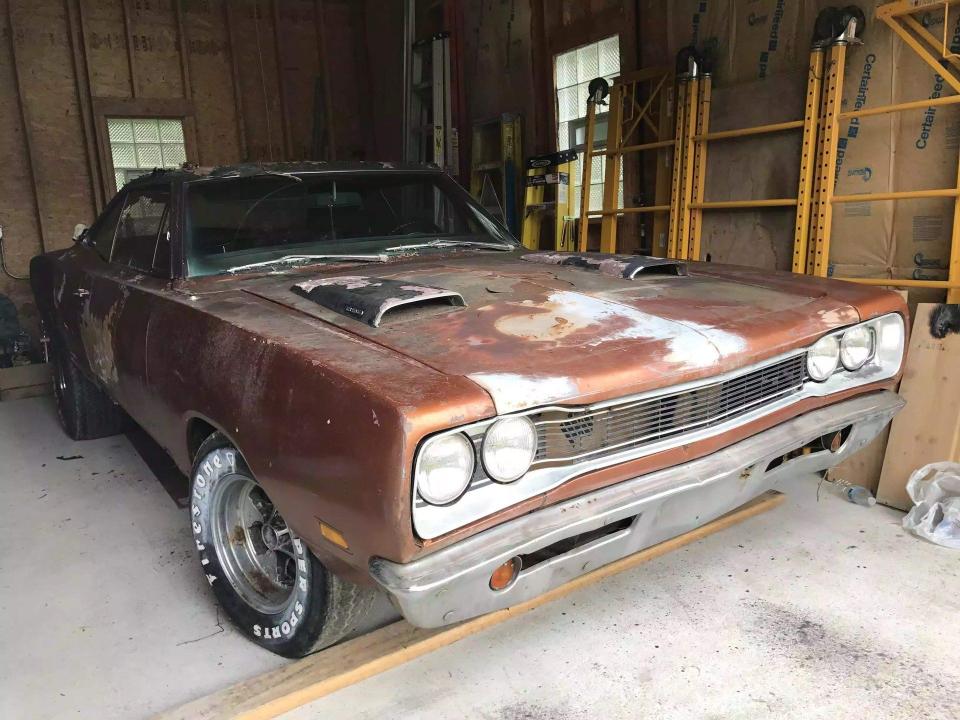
xmin=902 ymin=462 xmax=960 ymax=549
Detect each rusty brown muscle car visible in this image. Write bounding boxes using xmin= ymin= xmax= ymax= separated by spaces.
xmin=30 ymin=162 xmax=907 ymax=657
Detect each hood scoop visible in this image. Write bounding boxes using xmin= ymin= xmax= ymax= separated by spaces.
xmin=521 ymin=252 xmax=687 ymax=279
xmin=291 ymin=276 xmax=466 ymax=327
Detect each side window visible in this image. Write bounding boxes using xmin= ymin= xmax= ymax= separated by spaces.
xmin=112 ymin=188 xmax=171 ymax=276
xmin=87 ymin=197 xmax=125 ymax=261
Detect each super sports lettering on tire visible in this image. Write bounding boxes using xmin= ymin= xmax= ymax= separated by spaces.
xmin=190 ymin=433 xmax=330 ymax=658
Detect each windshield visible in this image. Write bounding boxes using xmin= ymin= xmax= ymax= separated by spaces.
xmin=184 ymin=171 xmax=516 ymax=276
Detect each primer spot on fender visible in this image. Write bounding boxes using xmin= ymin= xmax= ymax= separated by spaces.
xmin=817 ymin=307 xmax=860 ymax=326
xmin=468 ymin=372 xmax=579 ymax=413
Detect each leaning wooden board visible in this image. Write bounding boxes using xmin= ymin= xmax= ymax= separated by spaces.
xmin=877 ymin=304 xmax=960 ymax=511
xmin=0 ymin=363 xmax=51 ymax=401
xmin=155 ymin=491 xmax=785 ymax=720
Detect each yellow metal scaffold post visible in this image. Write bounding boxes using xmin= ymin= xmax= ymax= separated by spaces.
xmin=792 ymin=48 xmax=825 ymax=274
xmin=807 ymin=39 xmax=848 ymax=278
xmin=666 ymin=78 xmax=689 ymax=259
xmin=809 ymin=1 xmax=960 ymax=302
xmin=578 ymin=68 xmax=676 ymax=254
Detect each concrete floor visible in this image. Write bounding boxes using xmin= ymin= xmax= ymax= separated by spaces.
xmin=2 ymin=396 xmax=958 ymax=720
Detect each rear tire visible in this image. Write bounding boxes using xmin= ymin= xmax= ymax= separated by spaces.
xmin=190 ymin=433 xmax=377 ymax=657
xmin=51 ymin=336 xmax=127 ymax=441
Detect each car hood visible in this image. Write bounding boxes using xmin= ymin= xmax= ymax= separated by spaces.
xmin=239 ymin=252 xmax=862 ymax=413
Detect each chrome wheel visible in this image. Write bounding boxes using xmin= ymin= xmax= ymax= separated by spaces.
xmin=210 ymin=474 xmax=299 ymax=614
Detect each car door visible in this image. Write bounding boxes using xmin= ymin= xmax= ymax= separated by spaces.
xmin=85 ymin=182 xmax=175 ymax=425
xmin=54 ymin=192 xmax=127 ymax=377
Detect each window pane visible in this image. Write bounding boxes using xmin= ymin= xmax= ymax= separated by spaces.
xmin=576 ymin=45 xmax=599 ymax=84
xmin=108 ymin=119 xmax=133 ymax=143
xmin=598 ymin=36 xmax=620 ymax=76
xmin=88 ymin=196 xmax=126 ymax=260
xmin=133 ymin=119 xmax=160 ymax=143
xmin=162 ymin=144 xmax=186 ymax=168
xmin=113 ymin=190 xmax=169 ymax=272
xmin=589 ymin=183 xmax=603 ymax=212
xmin=136 ymin=144 xmax=163 ymax=167
xmin=159 ymin=119 xmax=184 ymax=143
xmin=556 ymin=50 xmax=577 ymax=89
xmin=557 ymin=86 xmax=578 ymax=123
xmin=577 ymin=81 xmax=590 ymax=118
xmin=557 ymin=121 xmax=570 ymax=151
xmin=112 ymin=143 xmax=136 ymax=168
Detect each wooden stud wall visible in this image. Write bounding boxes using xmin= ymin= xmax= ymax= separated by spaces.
xmin=0 ymin=0 xmax=377 ymax=319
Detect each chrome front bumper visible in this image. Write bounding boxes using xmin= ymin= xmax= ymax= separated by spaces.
xmin=370 ymin=391 xmax=903 ymax=629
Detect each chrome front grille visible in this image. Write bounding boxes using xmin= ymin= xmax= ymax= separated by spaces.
xmin=532 ymin=353 xmax=807 ymax=466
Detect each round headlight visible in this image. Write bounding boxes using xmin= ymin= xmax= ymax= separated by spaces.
xmin=840 ymin=325 xmax=875 ymax=370
xmin=416 ymin=433 xmax=474 ymax=505
xmin=482 ymin=416 xmax=537 ymax=483
xmin=807 ymin=334 xmax=840 ymax=381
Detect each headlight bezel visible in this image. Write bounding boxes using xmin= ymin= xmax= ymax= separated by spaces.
xmin=804 ymin=312 xmax=905 ymax=390
xmin=839 ymin=325 xmax=876 ymax=371
xmin=413 ymin=432 xmax=476 ymax=506
xmin=806 ymin=334 xmax=841 ymax=381
xmin=481 ymin=416 xmax=538 ymax=483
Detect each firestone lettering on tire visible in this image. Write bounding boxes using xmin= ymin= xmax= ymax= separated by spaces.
xmin=191 ymin=448 xmax=237 ymax=592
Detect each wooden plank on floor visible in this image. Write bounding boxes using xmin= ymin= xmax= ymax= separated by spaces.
xmin=0 ymin=362 xmax=50 ymax=401
xmin=877 ymin=304 xmax=960 ymax=511
xmin=155 ymin=491 xmax=785 ymax=720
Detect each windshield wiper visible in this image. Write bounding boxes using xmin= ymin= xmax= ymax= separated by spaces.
xmin=225 ymin=253 xmax=388 ymax=274
xmin=385 ymin=239 xmax=514 ymax=253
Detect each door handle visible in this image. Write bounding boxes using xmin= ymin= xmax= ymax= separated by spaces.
xmin=74 ymin=288 xmax=90 ymax=299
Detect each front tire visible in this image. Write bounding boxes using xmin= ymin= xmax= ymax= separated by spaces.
xmin=190 ymin=433 xmax=376 ymax=657
xmin=50 ymin=335 xmax=127 ymax=441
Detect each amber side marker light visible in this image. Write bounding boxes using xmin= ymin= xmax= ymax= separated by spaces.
xmin=318 ymin=520 xmax=350 ymax=551
xmin=490 ymin=557 xmax=521 ymax=591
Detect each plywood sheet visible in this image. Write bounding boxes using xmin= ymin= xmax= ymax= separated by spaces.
xmin=78 ymin=0 xmax=131 ymax=97
xmin=183 ymin=0 xmax=241 ymax=165
xmin=228 ymin=0 xmax=284 ymax=161
xmin=877 ymin=303 xmax=960 ymax=510
xmin=125 ymin=0 xmax=183 ymax=98
xmin=0 ymin=0 xmax=43 ymax=306
xmin=9 ymin=0 xmax=95 ymax=249
xmin=275 ymin=0 xmax=319 ymax=160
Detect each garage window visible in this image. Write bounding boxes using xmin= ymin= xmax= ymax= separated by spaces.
xmin=555 ymin=35 xmax=623 ymax=216
xmin=107 ymin=118 xmax=186 ymax=191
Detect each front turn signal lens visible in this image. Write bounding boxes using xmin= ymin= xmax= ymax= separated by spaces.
xmin=489 ymin=557 xmax=521 ymax=591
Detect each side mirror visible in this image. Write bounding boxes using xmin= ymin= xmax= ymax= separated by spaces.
xmin=72 ymin=223 xmax=88 ymax=244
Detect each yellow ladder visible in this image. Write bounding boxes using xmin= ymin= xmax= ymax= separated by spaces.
xmin=521 ymin=150 xmax=578 ymax=251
